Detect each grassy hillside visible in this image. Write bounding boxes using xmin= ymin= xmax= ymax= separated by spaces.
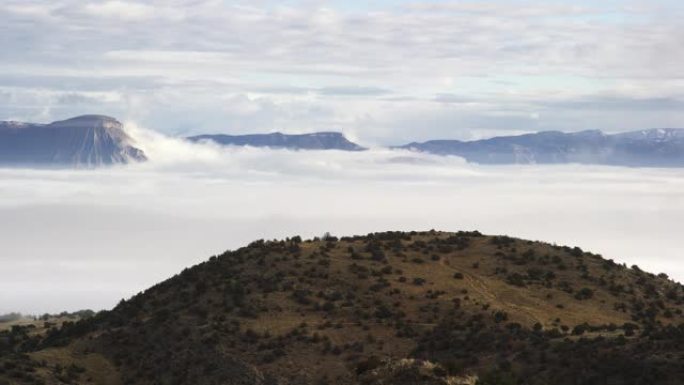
xmin=2 ymin=231 xmax=683 ymax=384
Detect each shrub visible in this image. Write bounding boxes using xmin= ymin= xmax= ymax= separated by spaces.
xmin=493 ymin=311 xmax=508 ymax=323
xmin=506 ymin=273 xmax=526 ymax=287
xmin=574 ymin=288 xmax=594 ymax=300
xmin=572 ymin=323 xmax=589 ymax=335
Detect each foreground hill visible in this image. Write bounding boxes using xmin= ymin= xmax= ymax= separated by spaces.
xmin=1 ymin=231 xmax=683 ymax=384
xmin=187 ymin=132 xmax=366 ymax=151
xmin=0 ymin=115 xmax=146 ymax=167
xmin=399 ymin=129 xmax=684 ymax=167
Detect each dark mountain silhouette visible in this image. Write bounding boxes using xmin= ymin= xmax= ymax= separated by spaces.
xmin=398 ymin=128 xmax=684 ymax=167
xmin=0 ymin=115 xmax=146 ymax=167
xmin=2 ymin=231 xmax=683 ymax=384
xmin=187 ymin=132 xmax=366 ymax=151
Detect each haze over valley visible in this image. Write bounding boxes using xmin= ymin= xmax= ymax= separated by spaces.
xmin=1 ymin=126 xmax=683 ymax=313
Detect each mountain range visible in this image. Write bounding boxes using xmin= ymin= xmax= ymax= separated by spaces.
xmin=0 ymin=115 xmax=146 ymax=167
xmin=2 ymin=115 xmax=684 ymax=167
xmin=1 ymin=231 xmax=683 ymax=384
xmin=399 ymin=129 xmax=684 ymax=167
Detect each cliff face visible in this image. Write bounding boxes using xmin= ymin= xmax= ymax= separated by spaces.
xmin=0 ymin=115 xmax=146 ymax=167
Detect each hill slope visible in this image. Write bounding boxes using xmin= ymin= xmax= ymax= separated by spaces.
xmin=187 ymin=132 xmax=366 ymax=151
xmin=1 ymin=231 xmax=683 ymax=385
xmin=0 ymin=115 xmax=146 ymax=167
xmin=399 ymin=129 xmax=684 ymax=167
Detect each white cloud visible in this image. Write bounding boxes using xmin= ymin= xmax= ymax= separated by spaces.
xmin=82 ymin=1 xmax=156 ymax=21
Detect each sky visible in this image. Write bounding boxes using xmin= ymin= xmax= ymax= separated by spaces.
xmin=2 ymin=0 xmax=684 ymax=144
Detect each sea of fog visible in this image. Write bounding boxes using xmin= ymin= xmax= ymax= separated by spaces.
xmin=1 ymin=127 xmax=683 ymax=314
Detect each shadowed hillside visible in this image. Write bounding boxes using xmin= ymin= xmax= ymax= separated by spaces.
xmin=2 ymin=231 xmax=683 ymax=384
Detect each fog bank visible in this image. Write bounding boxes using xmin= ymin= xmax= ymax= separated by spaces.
xmin=1 ymin=132 xmax=683 ymax=313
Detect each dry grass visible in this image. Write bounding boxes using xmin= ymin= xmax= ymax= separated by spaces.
xmin=30 ymin=346 xmax=122 ymax=385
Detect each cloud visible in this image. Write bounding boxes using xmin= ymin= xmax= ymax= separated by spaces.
xmin=124 ymin=121 xmax=227 ymax=165
xmin=1 ymin=129 xmax=684 ymax=313
xmin=82 ymin=1 xmax=156 ymax=21
xmin=542 ymin=96 xmax=684 ymax=111
xmin=317 ymin=86 xmax=392 ymax=96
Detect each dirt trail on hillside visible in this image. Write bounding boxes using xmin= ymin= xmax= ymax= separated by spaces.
xmin=442 ymin=260 xmax=543 ymax=325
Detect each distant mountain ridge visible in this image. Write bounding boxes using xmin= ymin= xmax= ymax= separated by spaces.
xmin=0 ymin=115 xmax=146 ymax=167
xmin=187 ymin=132 xmax=366 ymax=151
xmin=2 ymin=114 xmax=684 ymax=168
xmin=398 ymin=128 xmax=684 ymax=167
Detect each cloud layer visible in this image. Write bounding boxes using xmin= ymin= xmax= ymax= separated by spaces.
xmin=2 ymin=1 xmax=684 ymax=143
xmin=1 ymin=130 xmax=683 ymax=314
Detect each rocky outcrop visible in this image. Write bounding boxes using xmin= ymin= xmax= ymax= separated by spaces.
xmin=359 ymin=359 xmax=478 ymax=385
